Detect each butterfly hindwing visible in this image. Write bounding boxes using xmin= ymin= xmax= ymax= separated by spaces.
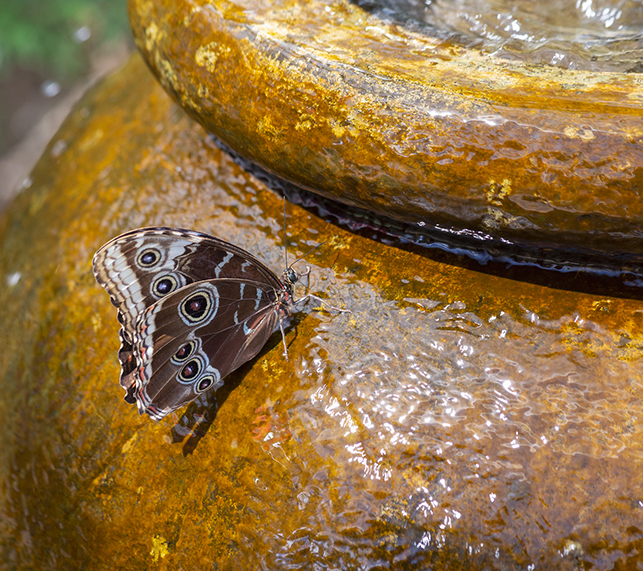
xmin=122 ymin=279 xmax=283 ymax=420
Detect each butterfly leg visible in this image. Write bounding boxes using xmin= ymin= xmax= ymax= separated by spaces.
xmin=299 ymin=266 xmax=312 ymax=280
xmin=293 ymin=293 xmax=351 ymax=314
xmin=279 ymin=318 xmax=290 ymax=361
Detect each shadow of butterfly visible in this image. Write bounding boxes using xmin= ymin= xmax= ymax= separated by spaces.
xmin=92 ymin=227 xmax=346 ymax=420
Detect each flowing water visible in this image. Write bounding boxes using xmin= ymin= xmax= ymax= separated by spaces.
xmin=357 ymin=0 xmax=643 ymax=71
xmin=2 ymin=28 xmax=643 ymax=571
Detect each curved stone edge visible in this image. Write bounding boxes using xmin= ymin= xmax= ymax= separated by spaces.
xmin=128 ymin=0 xmax=643 ymax=257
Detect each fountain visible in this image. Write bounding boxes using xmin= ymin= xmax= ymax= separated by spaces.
xmin=1 ymin=0 xmax=642 ymax=568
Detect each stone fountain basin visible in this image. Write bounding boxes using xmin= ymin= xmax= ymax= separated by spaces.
xmin=130 ymin=0 xmax=643 ymax=270
xmin=0 ymin=52 xmax=643 ymax=569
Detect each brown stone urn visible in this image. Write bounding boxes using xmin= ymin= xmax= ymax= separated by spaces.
xmin=1 ymin=1 xmax=643 ymax=569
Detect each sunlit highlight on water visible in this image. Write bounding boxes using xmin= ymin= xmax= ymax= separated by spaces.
xmin=361 ymin=0 xmax=643 ymax=70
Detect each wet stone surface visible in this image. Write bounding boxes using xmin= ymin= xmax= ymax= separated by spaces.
xmin=129 ymin=0 xmax=643 ymax=271
xmin=363 ymin=0 xmax=643 ymax=72
xmin=0 ymin=54 xmax=643 ymax=569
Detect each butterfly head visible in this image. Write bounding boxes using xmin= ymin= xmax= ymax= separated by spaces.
xmin=282 ymin=267 xmax=299 ymax=287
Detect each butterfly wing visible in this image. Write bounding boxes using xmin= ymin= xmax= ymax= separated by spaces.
xmin=92 ymin=227 xmax=282 ymax=333
xmin=92 ymin=228 xmax=289 ymax=419
xmin=120 ymin=279 xmax=283 ymax=420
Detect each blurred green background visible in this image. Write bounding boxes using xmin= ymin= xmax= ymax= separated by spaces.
xmin=0 ymin=0 xmax=131 ymax=156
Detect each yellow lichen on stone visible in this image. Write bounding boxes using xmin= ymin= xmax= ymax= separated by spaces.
xmin=121 ymin=433 xmax=139 ymax=454
xmin=258 ymin=116 xmax=283 ymax=140
xmin=328 ymin=117 xmax=346 ymax=137
xmin=482 ymin=206 xmax=517 ymax=229
xmin=144 ymin=22 xmax=159 ymax=53
xmin=486 ymin=179 xmax=512 ymax=205
xmin=157 ymin=57 xmax=180 ymax=95
xmin=79 ymin=129 xmax=104 ymax=153
xmin=91 ymin=472 xmax=113 ymax=488
xmin=328 ymin=235 xmax=351 ymax=250
xmin=562 ymin=539 xmax=583 ymax=558
xmin=564 ymin=125 xmax=596 ymax=140
xmin=590 ymin=299 xmax=613 ymax=314
xmin=195 ymin=42 xmax=231 ymax=73
xmin=560 ymin=321 xmax=603 ymax=359
xmin=197 ymin=84 xmax=210 ymax=99
xmin=150 ymin=535 xmax=169 ymax=562
xmin=90 ymin=314 xmax=101 ymax=333
xmin=295 ymin=120 xmax=312 ymax=131
xmin=134 ymin=0 xmax=153 ymax=21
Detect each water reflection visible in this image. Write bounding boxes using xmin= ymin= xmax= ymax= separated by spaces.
xmin=311 ymin=287 xmax=643 ymax=461
xmin=357 ymin=0 xmax=643 ymax=71
xmin=251 ymin=275 xmax=643 ymax=567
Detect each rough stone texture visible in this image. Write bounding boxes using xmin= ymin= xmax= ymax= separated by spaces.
xmin=128 ymin=0 xmax=643 ymax=266
xmin=1 ymin=54 xmax=643 ymax=570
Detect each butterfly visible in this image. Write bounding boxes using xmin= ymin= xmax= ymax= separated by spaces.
xmin=92 ymin=226 xmax=340 ymax=420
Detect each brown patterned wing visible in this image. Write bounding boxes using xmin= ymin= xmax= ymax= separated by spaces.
xmin=92 ymin=227 xmax=282 ymax=334
xmin=119 ymin=278 xmax=284 ymax=420
xmin=92 ymin=227 xmax=291 ymax=419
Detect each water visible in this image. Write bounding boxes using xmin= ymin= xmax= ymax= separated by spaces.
xmin=3 ymin=52 xmax=643 ymax=570
xmin=357 ymin=0 xmax=643 ymax=71
xmin=224 ymin=281 xmax=643 ymax=568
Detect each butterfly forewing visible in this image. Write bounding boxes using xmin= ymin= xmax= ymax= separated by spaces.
xmin=92 ymin=227 xmax=293 ymax=420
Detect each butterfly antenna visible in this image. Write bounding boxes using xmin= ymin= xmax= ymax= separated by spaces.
xmin=290 ymin=240 xmax=329 ymax=269
xmin=283 ymin=196 xmax=288 ymax=269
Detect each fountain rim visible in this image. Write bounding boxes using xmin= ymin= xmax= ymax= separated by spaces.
xmin=176 ymin=0 xmax=643 ymax=114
